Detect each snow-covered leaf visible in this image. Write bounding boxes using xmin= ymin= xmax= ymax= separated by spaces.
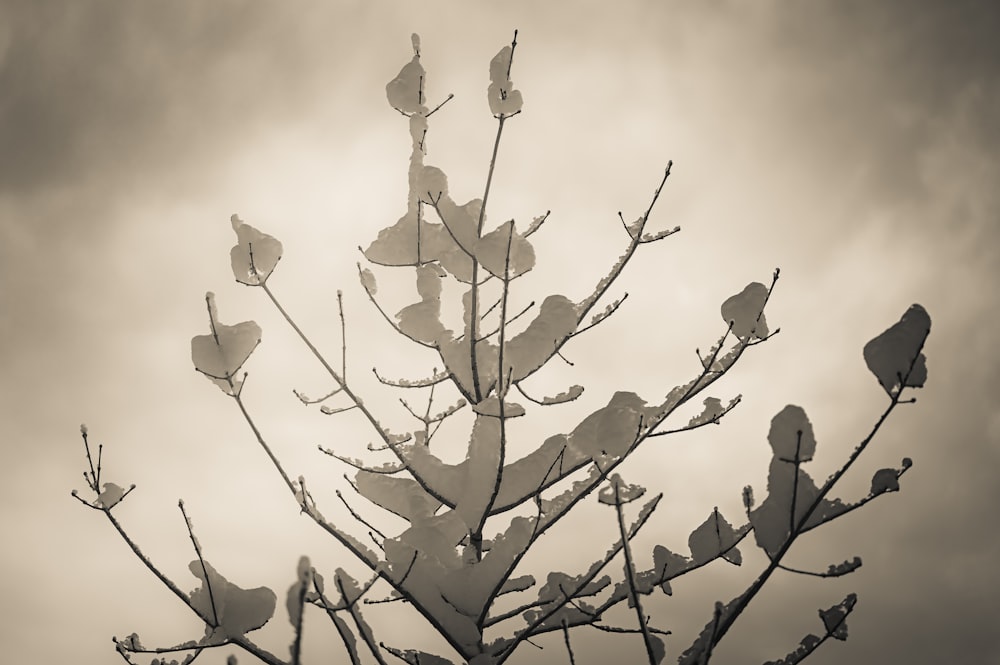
xmin=532 ymin=384 xmax=585 ymax=405
xmin=826 ymin=556 xmax=862 ymax=576
xmin=191 ymin=293 xmax=261 ymax=395
xmin=230 ymin=215 xmax=282 ymax=286
xmin=498 ymin=575 xmax=535 ymax=596
xmin=767 ymin=405 xmax=817 ymax=462
xmin=416 ymin=165 xmax=449 ymax=201
xmin=286 ymin=556 xmax=310 ymax=628
xmin=687 ymin=396 xmax=724 ymax=427
xmin=472 ymin=396 xmax=526 ymax=418
xmin=688 ymin=507 xmax=742 ymax=565
xmin=763 ymin=633 xmax=823 ymax=665
xmin=97 ymin=482 xmax=126 ymax=509
xmin=487 ymin=45 xmax=523 ymax=116
xmin=356 ymin=470 xmax=442 ymax=523
xmin=363 ymin=213 xmax=421 ymax=266
xmin=475 ymin=220 xmax=535 ymax=278
xmin=396 ymin=264 xmax=447 ymax=344
xmin=819 ymin=593 xmax=857 ymax=641
xmin=749 ymin=405 xmax=846 ymax=557
xmin=863 ymin=304 xmax=930 ymax=396
xmin=188 ymin=560 xmax=276 ymax=644
xmin=505 ymin=295 xmax=578 ymax=381
xmin=649 ymin=634 xmax=667 ymax=665
xmin=870 ymin=468 xmax=900 ymax=495
xmin=381 ymin=645 xmax=455 ymax=665
xmin=569 ymin=391 xmax=648 ymax=459
xmin=598 ymin=474 xmax=646 ymax=505
xmin=359 ymin=267 xmax=377 ymax=295
xmin=386 ymin=54 xmax=425 ymax=113
xmin=720 ymin=281 xmax=769 ymax=340
xmin=652 ymin=544 xmax=691 ymax=590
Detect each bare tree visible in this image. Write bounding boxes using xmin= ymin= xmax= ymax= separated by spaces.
xmin=73 ymin=32 xmax=931 ymax=665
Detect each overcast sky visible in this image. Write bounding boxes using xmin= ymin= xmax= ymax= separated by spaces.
xmin=2 ymin=2 xmax=998 ymax=664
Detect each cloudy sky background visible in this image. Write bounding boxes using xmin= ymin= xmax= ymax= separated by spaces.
xmin=1 ymin=1 xmax=998 ymax=664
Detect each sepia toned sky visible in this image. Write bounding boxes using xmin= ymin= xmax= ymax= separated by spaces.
xmin=1 ymin=1 xmax=998 ymax=664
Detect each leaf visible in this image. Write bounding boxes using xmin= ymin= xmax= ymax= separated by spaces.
xmin=286 ymin=556 xmax=311 ymax=628
xmin=191 ymin=293 xmax=261 ymax=394
xmin=819 ymin=593 xmax=857 ymax=641
xmin=97 ymin=482 xmax=125 ymax=509
xmin=396 ymin=264 xmax=448 ymax=344
xmin=720 ymin=281 xmax=769 ymax=340
xmin=767 ymin=405 xmax=817 ymax=462
xmin=763 ymin=633 xmax=822 ymax=665
xmin=863 ymin=303 xmax=931 ymax=396
xmin=749 ymin=405 xmax=847 ymax=557
xmin=471 ymin=397 xmax=526 ymax=418
xmin=598 ymin=474 xmax=646 ymax=505
xmin=649 ymin=634 xmax=667 ymax=665
xmin=688 ymin=507 xmax=742 ymax=565
xmin=363 ymin=212 xmax=421 ymax=266
xmin=475 ymin=220 xmax=535 ymax=278
xmin=532 ymin=384 xmax=585 ymax=405
xmin=356 ymin=470 xmax=442 ymax=523
xmin=487 ymin=45 xmax=523 ymax=116
xmin=498 ymin=575 xmax=535 ymax=595
xmin=381 ymin=646 xmax=456 ymax=665
xmin=505 ymin=295 xmax=579 ymax=381
xmin=359 ymin=267 xmax=377 ymax=295
xmin=386 ymin=54 xmax=425 ymax=113
xmin=568 ymin=391 xmax=647 ymax=459
xmin=870 ymin=468 xmax=900 ymax=495
xmin=687 ymin=396 xmax=724 ymax=427
xmin=826 ymin=556 xmax=862 ymax=576
xmin=652 ymin=544 xmax=692 ymax=589
xmin=416 ymin=165 xmax=449 ymax=201
xmin=188 ymin=560 xmax=276 ymax=644
xmin=230 ymin=215 xmax=282 ymax=286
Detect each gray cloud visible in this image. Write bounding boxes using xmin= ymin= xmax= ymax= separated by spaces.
xmin=2 ymin=2 xmax=998 ymax=664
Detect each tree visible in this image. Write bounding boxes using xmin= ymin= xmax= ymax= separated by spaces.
xmin=72 ymin=31 xmax=931 ymax=665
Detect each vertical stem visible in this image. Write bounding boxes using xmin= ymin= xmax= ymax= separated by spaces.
xmin=614 ymin=483 xmax=658 ymax=665
xmin=469 ymin=114 xmax=508 ymax=401
xmin=474 ymin=223 xmax=514 ymax=561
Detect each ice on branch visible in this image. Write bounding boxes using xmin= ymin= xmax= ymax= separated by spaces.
xmin=188 ymin=560 xmax=276 ymax=645
xmin=863 ymin=304 xmax=930 ymax=396
xmin=230 ymin=215 xmax=282 ymax=286
xmin=191 ymin=292 xmax=261 ymax=395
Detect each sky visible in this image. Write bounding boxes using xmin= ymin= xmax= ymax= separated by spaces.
xmin=1 ymin=1 xmax=998 ymax=664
